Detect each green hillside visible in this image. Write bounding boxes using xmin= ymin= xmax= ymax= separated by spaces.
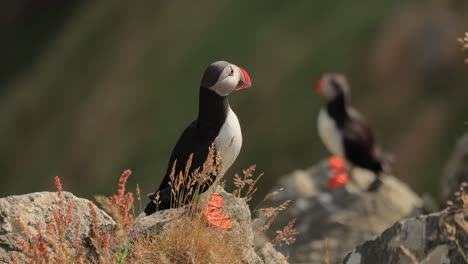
xmin=1 ymin=0 xmax=467 ymax=203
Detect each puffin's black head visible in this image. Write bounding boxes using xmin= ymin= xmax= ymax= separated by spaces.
xmin=201 ymin=61 xmax=252 ymax=96
xmin=316 ymin=73 xmax=350 ymax=101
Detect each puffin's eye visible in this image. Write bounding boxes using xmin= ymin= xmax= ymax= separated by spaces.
xmin=330 ymin=79 xmax=340 ymax=90
xmin=228 ymin=67 xmax=234 ymax=76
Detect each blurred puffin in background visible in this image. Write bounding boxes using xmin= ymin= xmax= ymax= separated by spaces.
xmin=316 ymin=73 xmax=384 ymax=191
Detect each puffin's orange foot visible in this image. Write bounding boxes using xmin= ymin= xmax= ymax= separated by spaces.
xmin=327 ymin=172 xmax=351 ymax=191
xmin=203 ymin=193 xmax=233 ymax=230
xmin=327 ymin=156 xmax=346 ymax=172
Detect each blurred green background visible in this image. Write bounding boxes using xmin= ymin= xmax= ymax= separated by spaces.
xmin=1 ymin=0 xmax=467 ymax=204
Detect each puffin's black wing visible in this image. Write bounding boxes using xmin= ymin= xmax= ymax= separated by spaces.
xmin=145 ymin=120 xmax=217 ymax=214
xmin=342 ymin=118 xmax=382 ymax=173
xmin=342 ymin=117 xmax=383 ymax=191
xmin=158 ymin=120 xmax=213 ymax=191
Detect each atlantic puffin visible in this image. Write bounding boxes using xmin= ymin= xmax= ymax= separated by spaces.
xmin=145 ymin=61 xmax=252 ymax=215
xmin=316 ymin=73 xmax=383 ymax=191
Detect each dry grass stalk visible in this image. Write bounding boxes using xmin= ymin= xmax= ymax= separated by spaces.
xmin=232 ymin=165 xmax=263 ymax=202
xmin=12 ymin=172 xmax=137 ymax=263
xmin=231 ymin=165 xmax=298 ymax=250
xmin=255 ymin=200 xmax=291 ymax=235
xmin=136 ymin=183 xmax=142 ymax=214
xmin=444 ymin=182 xmax=468 ymax=213
xmin=443 ymin=182 xmax=468 ymax=263
xmin=399 ymin=245 xmax=420 ymax=264
xmin=130 ymin=215 xmax=243 ymax=263
xmin=93 ymin=169 xmax=137 ymax=263
xmin=129 ymin=146 xmax=246 ymax=263
xmin=232 ymin=166 xmax=298 ymax=250
xmin=165 ymin=145 xmax=223 ymax=210
xmin=95 ymin=170 xmax=134 ymax=237
xmin=11 ymin=176 xmax=87 ymax=263
xmin=88 ymin=201 xmax=110 ymax=261
xmin=272 ymin=219 xmax=298 ymax=247
xmin=324 ymin=239 xmax=330 ymax=264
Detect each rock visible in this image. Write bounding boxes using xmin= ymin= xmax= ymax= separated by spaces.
xmin=260 ymin=159 xmax=423 ymax=264
xmin=131 ymin=206 xmax=186 ymax=238
xmin=0 ymin=191 xmax=115 ymax=263
xmin=259 ymin=242 xmax=289 ymax=264
xmin=342 ymin=208 xmax=468 ymax=264
xmin=441 ymin=133 xmax=468 ymax=203
xmin=132 ymin=186 xmax=288 ymax=264
xmin=0 ymin=188 xmax=287 ymax=263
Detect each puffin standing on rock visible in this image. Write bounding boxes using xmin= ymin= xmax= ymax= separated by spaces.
xmin=145 ymin=61 xmax=252 ymax=216
xmin=316 ymin=73 xmax=384 ymax=191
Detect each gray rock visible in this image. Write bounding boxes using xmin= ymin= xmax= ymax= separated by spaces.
xmin=259 ymin=242 xmax=289 ymax=264
xmin=260 ymin=159 xmax=423 ymax=264
xmin=0 ymin=188 xmax=286 ymax=263
xmin=132 ymin=206 xmax=187 ymax=237
xmin=442 ymin=133 xmax=468 ymax=203
xmin=0 ymin=191 xmax=115 ymax=263
xmin=132 ymin=186 xmax=288 ymax=264
xmin=342 ymin=209 xmax=468 ymax=264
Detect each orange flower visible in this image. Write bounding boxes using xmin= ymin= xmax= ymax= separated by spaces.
xmin=327 ymin=156 xmax=346 ymax=172
xmin=327 ymin=172 xmax=350 ymax=191
xmin=203 ymin=193 xmax=233 ymax=230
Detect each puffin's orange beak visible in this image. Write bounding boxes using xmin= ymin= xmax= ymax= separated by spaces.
xmin=316 ymin=77 xmax=325 ymax=95
xmin=238 ymin=67 xmax=252 ymax=89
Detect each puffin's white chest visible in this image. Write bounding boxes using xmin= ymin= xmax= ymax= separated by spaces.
xmin=318 ymin=108 xmax=344 ymax=157
xmin=214 ymin=108 xmax=242 ymax=174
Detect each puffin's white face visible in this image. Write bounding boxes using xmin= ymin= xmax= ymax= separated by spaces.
xmin=201 ymin=61 xmax=252 ymax=96
xmin=316 ymin=73 xmax=349 ymax=101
